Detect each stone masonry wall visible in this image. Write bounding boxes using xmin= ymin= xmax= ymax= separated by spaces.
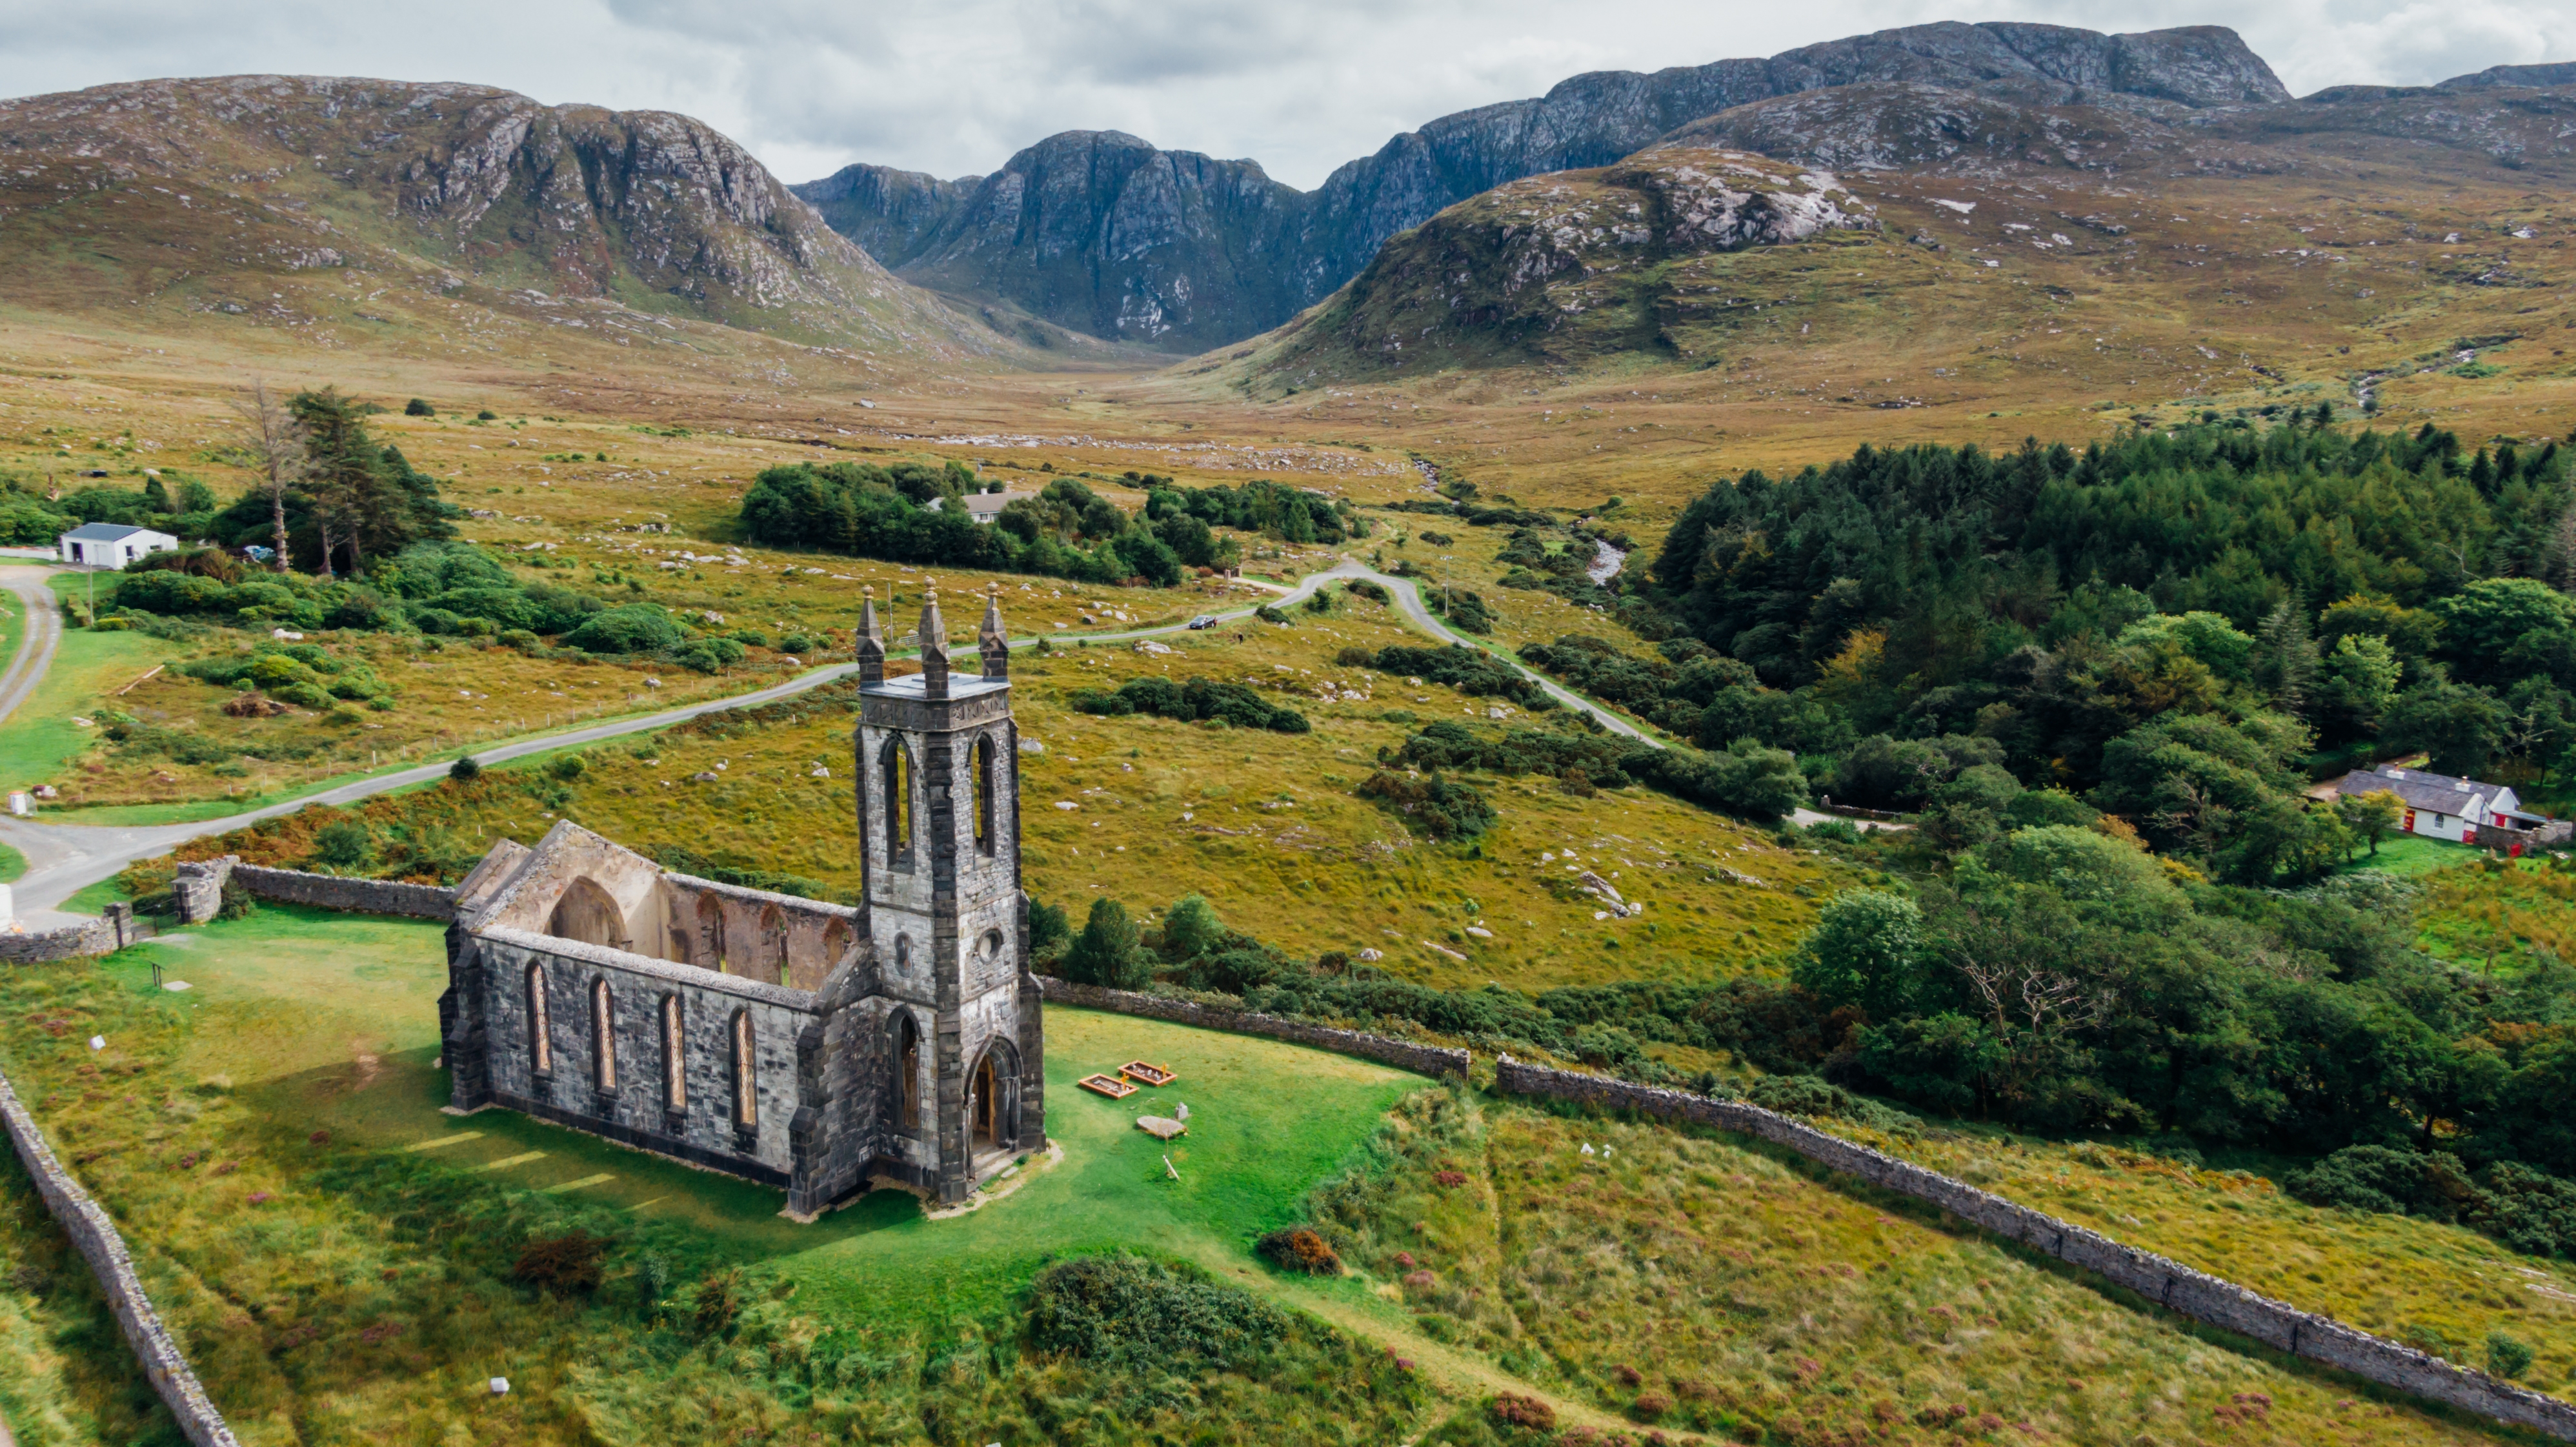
xmin=1492 ymin=1055 xmax=2576 ymax=1444
xmin=0 ymin=904 xmax=145 ymax=963
xmin=1034 ymin=978 xmax=1469 ymax=1079
xmin=231 ymin=864 xmax=458 ymax=920
xmin=0 ymin=1068 xmax=238 ymax=1445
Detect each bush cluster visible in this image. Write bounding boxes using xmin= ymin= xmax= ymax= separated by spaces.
xmin=1026 ymin=1253 xmax=1287 ymax=1367
xmin=1070 ymin=675 xmax=1310 ymax=733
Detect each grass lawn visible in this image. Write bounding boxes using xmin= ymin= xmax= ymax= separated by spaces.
xmin=0 ymin=625 xmax=177 ymax=797
xmin=0 ymin=904 xmax=1437 ymax=1440
xmin=2337 ymin=833 xmax=2483 ymax=877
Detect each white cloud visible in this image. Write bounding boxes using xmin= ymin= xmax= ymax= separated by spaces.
xmin=0 ymin=1 xmax=2565 ymax=191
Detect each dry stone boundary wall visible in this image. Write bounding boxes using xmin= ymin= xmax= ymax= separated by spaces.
xmin=0 ymin=903 xmax=144 ymax=962
xmin=1034 ymin=977 xmax=1469 ymax=1079
xmin=1493 ymin=1055 xmax=2576 ymax=1442
xmin=0 ymin=1069 xmax=238 ymax=1444
xmin=225 ymin=863 xmax=458 ymax=920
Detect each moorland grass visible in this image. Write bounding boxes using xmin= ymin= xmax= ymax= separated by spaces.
xmin=2412 ymin=856 xmax=2576 ymax=973
xmin=1318 ymin=1090 xmax=2526 ymax=1445
xmin=172 ymin=605 xmax=1842 ymax=993
xmin=0 ymin=905 xmax=1438 ymax=1442
xmin=1856 ymin=1122 xmax=2576 ymax=1395
xmin=0 ymin=1142 xmax=179 ymax=1445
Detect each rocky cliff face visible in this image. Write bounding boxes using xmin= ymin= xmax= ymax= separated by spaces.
xmin=794 ymin=22 xmax=2286 ymax=349
xmin=1245 ymin=146 xmax=1879 ymax=378
xmin=0 ymin=74 xmax=995 ymax=356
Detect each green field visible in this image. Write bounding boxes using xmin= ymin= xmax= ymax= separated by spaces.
xmin=0 ymin=904 xmax=1445 ymax=1442
xmin=0 ymin=622 xmax=176 ymax=798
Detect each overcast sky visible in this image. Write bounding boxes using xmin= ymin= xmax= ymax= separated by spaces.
xmin=3 ymin=1 xmax=2568 ymax=190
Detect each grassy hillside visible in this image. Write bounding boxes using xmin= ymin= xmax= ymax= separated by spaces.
xmin=163 ymin=594 xmax=1844 ymax=993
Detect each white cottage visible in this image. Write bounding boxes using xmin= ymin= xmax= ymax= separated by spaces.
xmin=57 ymin=523 xmax=176 ymax=568
xmin=2331 ymin=765 xmax=2541 ymax=844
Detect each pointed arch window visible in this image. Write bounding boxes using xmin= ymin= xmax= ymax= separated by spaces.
xmin=892 ymin=1011 xmax=922 ymax=1132
xmin=661 ymin=996 xmax=685 ymax=1111
xmin=590 ymin=978 xmax=616 ymax=1091
xmin=730 ymin=1011 xmax=758 ymax=1131
xmin=880 ymin=736 xmax=914 ymax=862
xmin=526 ymin=962 xmax=552 ymax=1075
xmin=972 ymin=733 xmax=997 ymax=856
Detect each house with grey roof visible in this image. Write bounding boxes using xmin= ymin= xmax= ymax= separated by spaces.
xmin=56 ymin=522 xmax=175 ymax=568
xmin=2330 ymin=765 xmax=2549 ymax=845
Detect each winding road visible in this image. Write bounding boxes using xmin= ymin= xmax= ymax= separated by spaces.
xmin=0 ymin=558 xmax=1662 ymax=924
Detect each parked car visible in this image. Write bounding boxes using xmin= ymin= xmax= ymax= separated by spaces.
xmin=1187 ymin=614 xmax=1220 ymax=630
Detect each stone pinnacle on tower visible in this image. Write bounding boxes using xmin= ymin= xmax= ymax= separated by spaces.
xmin=855 ymin=586 xmax=885 ymax=687
xmin=979 ymin=582 xmax=1009 ymax=680
xmin=918 ymin=587 xmax=950 ymax=698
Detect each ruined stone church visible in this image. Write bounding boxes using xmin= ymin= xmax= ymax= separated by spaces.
xmin=438 ymin=588 xmax=1043 ymax=1215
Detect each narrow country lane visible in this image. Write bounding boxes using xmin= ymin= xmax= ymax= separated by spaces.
xmin=0 ymin=556 xmax=1666 ymax=920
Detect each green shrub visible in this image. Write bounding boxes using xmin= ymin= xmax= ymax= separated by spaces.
xmin=404 ymin=398 xmax=435 ymax=417
xmin=449 ymin=755 xmax=482 ymax=782
xmin=1161 ymin=894 xmax=1225 ymax=961
xmin=1072 ymin=676 xmax=1309 ymax=733
xmin=2488 ymin=1330 xmax=2534 ymax=1379
xmin=547 ymin=754 xmax=587 ymax=782
xmin=1356 ymin=771 xmax=1494 ymax=841
xmin=563 ymin=603 xmax=685 ymax=654
xmin=310 ymin=819 xmax=374 ymax=870
xmin=1029 ymin=899 xmax=1070 ymax=960
xmin=676 ymin=638 xmax=744 ymax=673
xmin=1063 ymin=898 xmax=1147 ymax=988
xmin=1254 ymin=1228 xmax=1342 ymax=1276
xmin=1027 ymin=1253 xmax=1287 ymax=1366
xmin=511 ymin=1231 xmax=607 ymax=1295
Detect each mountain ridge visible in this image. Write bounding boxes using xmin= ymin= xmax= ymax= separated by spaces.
xmin=0 ymin=73 xmax=1019 ymax=366
xmin=792 ymin=21 xmax=2288 ymax=349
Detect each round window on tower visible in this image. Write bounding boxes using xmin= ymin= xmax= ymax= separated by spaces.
xmin=983 ymin=929 xmax=1005 ymax=958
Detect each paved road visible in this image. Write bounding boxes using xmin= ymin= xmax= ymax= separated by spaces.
xmin=0 ymin=556 xmax=1665 ymax=920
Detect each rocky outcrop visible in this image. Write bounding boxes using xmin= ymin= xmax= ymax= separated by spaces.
xmin=794 ymin=23 xmax=2284 ymax=348
xmin=1248 ymin=146 xmax=1876 ymax=377
xmin=0 ymin=75 xmax=996 ymax=356
xmin=860 ymin=131 xmax=1311 ymax=349
xmin=2439 ymin=62 xmax=2576 ymax=92
xmin=793 ymin=162 xmax=981 ymax=271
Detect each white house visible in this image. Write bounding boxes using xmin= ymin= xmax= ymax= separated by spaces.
xmin=2331 ymin=765 xmax=2542 ymax=844
xmin=57 ymin=523 xmax=176 ymax=569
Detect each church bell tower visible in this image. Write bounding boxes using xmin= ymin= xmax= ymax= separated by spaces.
xmin=853 ymin=585 xmax=1042 ymax=1202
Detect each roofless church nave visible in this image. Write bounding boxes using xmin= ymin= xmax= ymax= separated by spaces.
xmin=437 ymin=587 xmax=1044 ymax=1215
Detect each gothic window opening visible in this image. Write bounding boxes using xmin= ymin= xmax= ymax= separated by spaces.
xmin=881 ymin=736 xmax=913 ymax=862
xmin=972 ymin=733 xmax=996 ymax=856
xmin=549 ymin=876 xmax=626 ymax=950
xmin=661 ymin=996 xmax=685 ymax=1111
xmin=696 ymin=893 xmax=727 ymax=973
xmin=758 ymin=904 xmax=789 ymax=981
xmin=527 ymin=963 xmax=552 ymax=1074
xmin=972 ymin=1051 xmax=996 ymax=1147
xmin=590 ymin=979 xmax=616 ymax=1091
xmin=823 ymin=918 xmax=852 ymax=963
xmin=731 ymin=1011 xmax=758 ymax=1131
xmin=894 ymin=1013 xmax=921 ymax=1132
